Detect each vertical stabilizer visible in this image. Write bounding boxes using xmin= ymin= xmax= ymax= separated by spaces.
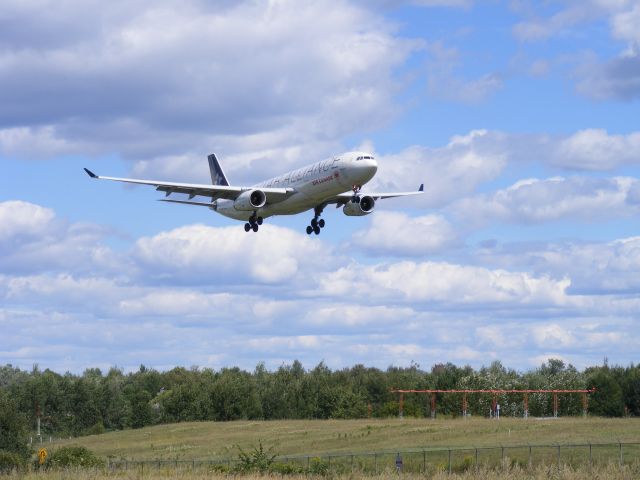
xmin=207 ymin=153 xmax=230 ymax=186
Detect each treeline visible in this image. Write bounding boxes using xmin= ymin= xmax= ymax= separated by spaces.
xmin=1 ymin=359 xmax=639 ymax=438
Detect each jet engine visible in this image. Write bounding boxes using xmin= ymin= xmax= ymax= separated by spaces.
xmin=234 ymin=189 xmax=267 ymax=211
xmin=342 ymin=195 xmax=375 ymax=216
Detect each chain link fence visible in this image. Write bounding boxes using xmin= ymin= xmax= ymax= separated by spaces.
xmin=106 ymin=441 xmax=640 ymax=475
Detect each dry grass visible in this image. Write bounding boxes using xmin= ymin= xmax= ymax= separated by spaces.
xmin=48 ymin=417 xmax=640 ymax=461
xmin=10 ymin=462 xmax=640 ymax=480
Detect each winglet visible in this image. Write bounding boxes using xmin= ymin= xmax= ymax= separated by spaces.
xmin=418 ymin=183 xmax=424 ymax=192
xmin=84 ymin=168 xmax=98 ymax=178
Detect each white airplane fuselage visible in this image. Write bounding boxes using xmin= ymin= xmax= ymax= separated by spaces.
xmin=215 ymin=151 xmax=377 ymax=221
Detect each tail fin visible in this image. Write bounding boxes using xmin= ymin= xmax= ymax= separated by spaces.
xmin=207 ymin=153 xmax=230 ymax=186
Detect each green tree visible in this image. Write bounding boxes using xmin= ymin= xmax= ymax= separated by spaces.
xmin=588 ymin=368 xmax=624 ymax=417
xmin=0 ymin=389 xmax=30 ymax=459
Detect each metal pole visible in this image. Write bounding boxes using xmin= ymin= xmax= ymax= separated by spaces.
xmin=448 ymin=449 xmax=451 ymax=475
xmin=431 ymin=394 xmax=436 ymax=419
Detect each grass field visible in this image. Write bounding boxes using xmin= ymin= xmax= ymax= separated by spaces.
xmin=15 ymin=464 xmax=640 ymax=480
xmin=49 ymin=417 xmax=640 ymax=461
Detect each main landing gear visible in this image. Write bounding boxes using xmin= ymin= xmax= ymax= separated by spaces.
xmin=306 ymin=205 xmax=326 ymax=235
xmin=244 ymin=213 xmax=263 ymax=233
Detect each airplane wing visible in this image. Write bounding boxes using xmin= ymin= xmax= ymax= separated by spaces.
xmin=329 ymin=184 xmax=424 ymax=206
xmin=83 ymin=168 xmax=294 ymax=203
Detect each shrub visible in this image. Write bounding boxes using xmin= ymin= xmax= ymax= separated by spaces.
xmin=0 ymin=450 xmax=26 ymax=473
xmin=235 ymin=441 xmax=276 ymax=473
xmin=47 ymin=446 xmax=105 ymax=469
xmin=308 ymin=457 xmax=330 ymax=476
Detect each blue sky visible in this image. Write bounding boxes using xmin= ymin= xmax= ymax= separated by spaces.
xmin=1 ymin=0 xmax=640 ymax=373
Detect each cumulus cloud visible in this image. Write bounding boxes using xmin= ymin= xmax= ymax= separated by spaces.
xmin=451 ymin=176 xmax=639 ymax=226
xmin=551 ymin=129 xmax=640 ymax=170
xmin=0 ymin=200 xmax=123 ymax=275
xmin=475 ymin=236 xmax=640 ymax=295
xmin=351 ymin=211 xmax=459 ymax=256
xmin=369 ymin=130 xmax=508 ymax=206
xmin=132 ymin=223 xmax=333 ymax=285
xmin=0 ymin=0 xmax=417 ymax=171
xmin=313 ymin=260 xmax=571 ymax=307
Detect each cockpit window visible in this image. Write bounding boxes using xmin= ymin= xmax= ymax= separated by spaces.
xmin=356 ymin=156 xmax=375 ymax=161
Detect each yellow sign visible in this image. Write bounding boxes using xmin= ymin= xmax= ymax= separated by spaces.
xmin=38 ymin=448 xmax=47 ymax=465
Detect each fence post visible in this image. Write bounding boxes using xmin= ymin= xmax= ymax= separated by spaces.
xmin=374 ymin=453 xmax=377 ymax=474
xmin=307 ymin=456 xmax=310 ymax=470
xmin=501 ymin=446 xmax=504 ymax=467
xmin=589 ymin=442 xmax=592 ymax=469
xmin=448 ymin=449 xmax=451 ymax=475
xmin=351 ymin=454 xmax=354 ymax=472
xmin=557 ymin=444 xmax=561 ymax=472
xmin=423 ymin=450 xmax=426 ymax=472
xmin=619 ymin=441 xmax=623 ymax=469
xmin=475 ymin=447 xmax=478 ymax=471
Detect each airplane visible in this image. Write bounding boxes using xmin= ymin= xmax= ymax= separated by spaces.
xmin=84 ymin=151 xmax=423 ymax=235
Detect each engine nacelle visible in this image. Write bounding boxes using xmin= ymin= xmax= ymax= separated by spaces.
xmin=342 ymin=195 xmax=375 ymax=216
xmin=234 ymin=189 xmax=267 ymax=211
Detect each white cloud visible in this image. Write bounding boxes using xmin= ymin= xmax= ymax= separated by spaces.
xmin=132 ymin=223 xmax=331 ymax=284
xmin=313 ymin=260 xmax=571 ymax=307
xmin=531 ymin=323 xmax=575 ymax=348
xmin=450 ymin=176 xmax=640 ymax=226
xmin=0 ymin=200 xmax=55 ymax=241
xmin=476 ymin=236 xmax=640 ymax=295
xmin=351 ymin=212 xmax=459 ymax=256
xmin=0 ymin=200 xmax=123 ymax=275
xmin=0 ymin=0 xmax=417 ymax=166
xmin=369 ymin=130 xmax=508 ymax=206
xmin=553 ymin=129 xmax=640 ymax=170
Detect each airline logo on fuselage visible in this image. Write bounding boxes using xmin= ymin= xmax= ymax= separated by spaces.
xmin=261 ymin=158 xmax=341 ymax=188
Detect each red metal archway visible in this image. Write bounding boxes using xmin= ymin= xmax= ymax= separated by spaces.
xmin=391 ymin=389 xmax=595 ymax=418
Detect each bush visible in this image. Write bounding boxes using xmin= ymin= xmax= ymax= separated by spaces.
xmin=235 ymin=441 xmax=276 ymax=473
xmin=47 ymin=446 xmax=105 ymax=468
xmin=308 ymin=457 xmax=329 ymax=476
xmin=0 ymin=450 xmax=26 ymax=473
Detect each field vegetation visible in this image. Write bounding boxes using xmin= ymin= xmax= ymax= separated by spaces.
xmin=50 ymin=417 xmax=640 ymax=461
xmin=10 ymin=464 xmax=640 ymax=480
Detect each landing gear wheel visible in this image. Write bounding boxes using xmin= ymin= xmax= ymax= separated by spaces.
xmin=252 ymin=223 xmax=259 ymax=232
xmin=257 ymin=217 xmax=263 ymax=225
xmin=306 ymin=226 xmax=313 ymax=235
xmin=318 ymin=219 xmax=325 ymax=228
xmin=313 ymin=225 xmax=321 ymax=235
xmin=311 ymin=218 xmax=318 ymax=228
xmin=244 ymin=223 xmax=251 ymax=232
